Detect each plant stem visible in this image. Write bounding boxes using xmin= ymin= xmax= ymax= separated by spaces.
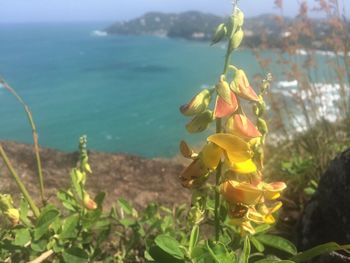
xmin=0 ymin=78 xmax=45 ymax=205
xmin=214 ymin=23 xmax=234 ymax=241
xmin=214 ymin=118 xmax=223 ymax=241
xmin=0 ymin=144 xmax=40 ymax=218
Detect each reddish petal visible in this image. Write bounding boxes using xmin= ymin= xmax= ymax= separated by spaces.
xmin=238 ymin=85 xmax=259 ymax=102
xmin=234 ymin=114 xmax=261 ymax=139
xmin=214 ymin=92 xmax=238 ymax=118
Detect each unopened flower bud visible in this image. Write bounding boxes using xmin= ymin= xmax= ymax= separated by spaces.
xmin=180 ymin=89 xmax=212 ymax=116
xmin=257 ymin=118 xmax=268 ymax=134
xmin=83 ymin=194 xmax=97 ymax=210
xmin=211 ymin=23 xmax=227 ymax=45
xmin=229 ymin=28 xmax=244 ymax=52
xmin=186 ymin=110 xmax=213 ymax=133
xmin=5 ymin=208 xmax=20 ymax=226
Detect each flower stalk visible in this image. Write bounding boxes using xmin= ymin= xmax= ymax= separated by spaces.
xmin=179 ymin=0 xmax=286 ymax=239
xmin=0 ymin=78 xmax=45 ymax=206
xmin=0 ymin=144 xmax=40 ymax=218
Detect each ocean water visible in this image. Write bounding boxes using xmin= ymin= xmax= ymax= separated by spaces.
xmin=0 ymin=22 xmax=341 ymax=157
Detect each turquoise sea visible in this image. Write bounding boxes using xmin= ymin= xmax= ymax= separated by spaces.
xmin=0 ymin=22 xmax=337 ymax=157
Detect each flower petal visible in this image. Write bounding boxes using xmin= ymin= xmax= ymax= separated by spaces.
xmin=263 ymin=182 xmax=287 ymax=200
xmin=214 ymin=91 xmax=238 ymax=118
xmin=200 ymin=142 xmax=223 ymax=170
xmin=220 ymin=180 xmax=263 ymax=205
xmin=232 ymin=114 xmax=262 ymax=139
xmin=235 ymin=70 xmax=259 ymax=102
xmin=207 ymin=133 xmax=252 ymax=163
xmin=179 ymin=140 xmax=195 ymax=159
xmin=230 ymin=159 xmax=257 ymax=174
xmin=179 ymin=159 xmax=208 ymax=188
xmin=264 ymin=214 xmax=276 ymax=224
xmin=241 ymin=221 xmax=256 ymax=234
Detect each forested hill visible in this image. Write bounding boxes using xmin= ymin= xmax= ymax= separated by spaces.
xmin=105 ymin=11 xmax=348 ymax=50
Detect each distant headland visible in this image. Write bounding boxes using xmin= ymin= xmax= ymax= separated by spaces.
xmin=105 ymin=11 xmax=348 ymax=50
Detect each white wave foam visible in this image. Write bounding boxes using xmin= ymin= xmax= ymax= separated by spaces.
xmin=295 ymin=49 xmax=350 ymax=57
xmin=91 ymin=30 xmax=108 ymax=37
xmin=275 ymin=80 xmax=349 ymax=125
xmin=277 ymin=80 xmax=298 ymax=88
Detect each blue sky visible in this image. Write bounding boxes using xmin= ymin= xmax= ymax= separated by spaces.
xmin=0 ymin=0 xmax=348 ymax=23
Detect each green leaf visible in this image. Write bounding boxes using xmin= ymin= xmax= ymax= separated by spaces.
xmin=250 ymin=235 xmax=265 ymax=253
xmin=70 ymin=169 xmax=84 ymax=199
xmin=256 ymin=235 xmax=297 ymax=256
xmin=189 ymin=225 xmax=199 ymax=255
xmin=19 ymin=198 xmax=31 ymax=226
xmin=62 ymin=247 xmax=89 ymax=263
xmin=239 ymin=236 xmax=251 ymax=263
xmin=117 ymin=198 xmax=133 ymax=215
xmin=191 ymin=245 xmax=215 ymax=263
xmin=13 ymin=228 xmax=31 ymax=246
xmin=206 ymin=241 xmax=236 ymax=263
xmin=149 ymin=245 xmax=184 ymax=263
xmin=291 ymin=242 xmax=350 ymax=262
xmin=60 ymin=214 xmax=79 ymax=240
xmin=119 ymin=218 xmax=136 ymax=227
xmin=255 ymin=224 xmax=272 ymax=234
xmin=57 ymin=190 xmax=78 ymax=212
xmin=34 ymin=206 xmax=60 ymax=240
xmin=154 ymin=234 xmax=184 ymax=260
xmin=31 ymin=239 xmax=46 ymax=252
xmin=303 ymin=187 xmax=315 ymax=196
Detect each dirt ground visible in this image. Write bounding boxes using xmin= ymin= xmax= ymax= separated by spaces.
xmin=0 ymin=141 xmax=191 ymax=210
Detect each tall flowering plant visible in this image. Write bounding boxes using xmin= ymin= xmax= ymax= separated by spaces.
xmin=179 ymin=3 xmax=286 ymax=237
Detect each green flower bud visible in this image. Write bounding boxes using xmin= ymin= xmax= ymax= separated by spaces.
xmin=0 ymin=194 xmax=13 ymax=211
xmin=180 ymin=89 xmax=212 ymax=116
xmin=235 ymin=8 xmax=244 ymax=27
xmin=185 ymin=110 xmax=213 ymax=133
xmin=257 ymin=118 xmax=268 ymax=134
xmin=211 ymin=23 xmax=227 ymax=45
xmin=229 ymin=28 xmax=244 ymax=52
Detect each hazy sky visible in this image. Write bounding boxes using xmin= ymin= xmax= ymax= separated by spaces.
xmin=0 ymin=0 xmax=348 ymax=23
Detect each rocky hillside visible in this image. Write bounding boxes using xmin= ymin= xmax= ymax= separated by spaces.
xmin=0 ymin=141 xmax=190 ymax=209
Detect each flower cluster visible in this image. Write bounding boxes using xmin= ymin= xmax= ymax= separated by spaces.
xmin=179 ymin=6 xmax=286 ymax=235
xmin=70 ymin=135 xmax=97 ymax=211
xmin=180 ymin=69 xmax=286 ymax=234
